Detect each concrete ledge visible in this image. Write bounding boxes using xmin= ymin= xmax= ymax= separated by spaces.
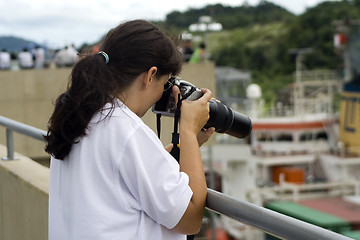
xmin=0 ymin=144 xmax=49 ymax=240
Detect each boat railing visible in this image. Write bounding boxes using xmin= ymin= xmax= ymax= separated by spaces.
xmin=255 ymin=70 xmax=342 ymax=119
xmin=294 ymin=69 xmax=343 ymax=82
xmin=248 ymin=180 xmax=360 ymax=202
xmin=0 ymin=115 xmax=353 ymax=240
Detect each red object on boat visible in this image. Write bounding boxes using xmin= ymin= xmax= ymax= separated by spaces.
xmin=272 ymin=166 xmax=305 ymax=184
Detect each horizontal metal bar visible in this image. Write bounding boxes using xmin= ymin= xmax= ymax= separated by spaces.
xmin=206 ymin=188 xmax=353 ymax=240
xmin=0 ymin=115 xmax=47 ymax=141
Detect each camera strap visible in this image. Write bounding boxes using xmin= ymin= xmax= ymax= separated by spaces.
xmin=156 ymin=86 xmax=196 ymax=140
xmin=168 ymin=87 xmax=197 ymax=161
xmin=169 ymin=94 xmax=182 ymax=162
xmin=156 ymin=114 xmax=162 ymax=139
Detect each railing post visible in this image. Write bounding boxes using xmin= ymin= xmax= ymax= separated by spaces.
xmin=2 ymin=128 xmax=18 ymax=160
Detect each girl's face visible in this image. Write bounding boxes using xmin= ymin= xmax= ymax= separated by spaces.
xmin=136 ymin=73 xmax=171 ymax=118
xmin=153 ymin=74 xmax=171 ymax=103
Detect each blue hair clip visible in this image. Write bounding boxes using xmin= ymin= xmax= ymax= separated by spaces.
xmin=98 ymin=51 xmax=109 ymax=64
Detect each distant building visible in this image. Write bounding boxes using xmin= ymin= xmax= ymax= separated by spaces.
xmin=215 ymin=66 xmax=252 ymax=109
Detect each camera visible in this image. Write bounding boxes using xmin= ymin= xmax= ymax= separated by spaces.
xmin=152 ymin=77 xmax=252 ymax=138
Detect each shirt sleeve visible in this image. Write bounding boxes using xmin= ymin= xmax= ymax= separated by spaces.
xmin=116 ymin=126 xmax=193 ymax=229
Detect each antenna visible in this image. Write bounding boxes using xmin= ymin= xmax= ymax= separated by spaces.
xmin=288 ymin=48 xmax=313 ymax=116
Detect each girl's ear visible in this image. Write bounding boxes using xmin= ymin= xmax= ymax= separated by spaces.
xmin=144 ymin=66 xmax=157 ymax=87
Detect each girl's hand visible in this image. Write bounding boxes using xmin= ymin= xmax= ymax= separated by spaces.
xmin=197 ymin=127 xmax=215 ymax=146
xmin=180 ymin=88 xmax=213 ymax=135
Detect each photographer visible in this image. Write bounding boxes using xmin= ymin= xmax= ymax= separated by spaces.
xmin=45 ymin=20 xmax=214 ymax=240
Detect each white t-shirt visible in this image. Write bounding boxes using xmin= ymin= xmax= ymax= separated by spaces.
xmin=18 ymin=51 xmax=33 ymax=68
xmin=49 ymin=100 xmax=193 ymax=240
xmin=0 ymin=51 xmax=11 ymax=69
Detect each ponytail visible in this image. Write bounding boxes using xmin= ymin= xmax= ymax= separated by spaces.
xmin=45 ymin=54 xmax=114 ymax=159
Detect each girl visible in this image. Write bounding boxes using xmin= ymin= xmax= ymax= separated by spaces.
xmin=45 ymin=20 xmax=214 ymax=240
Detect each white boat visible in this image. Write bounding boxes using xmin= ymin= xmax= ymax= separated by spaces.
xmin=201 ymin=69 xmax=360 ymax=240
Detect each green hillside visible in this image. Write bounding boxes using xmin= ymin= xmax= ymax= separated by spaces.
xmin=165 ymin=1 xmax=295 ymax=30
xmin=163 ymin=0 xmax=360 ymax=102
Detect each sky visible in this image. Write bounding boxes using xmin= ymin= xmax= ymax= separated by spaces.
xmin=0 ymin=0 xmax=330 ymax=49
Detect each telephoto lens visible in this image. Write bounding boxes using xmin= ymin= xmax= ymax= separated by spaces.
xmin=204 ymin=100 xmax=252 ymax=138
xmin=152 ymin=76 xmax=252 ymax=138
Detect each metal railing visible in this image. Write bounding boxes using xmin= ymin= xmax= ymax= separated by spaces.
xmin=0 ymin=115 xmax=354 ymax=240
xmin=0 ymin=115 xmax=47 ymax=160
xmin=207 ymin=189 xmax=353 ymax=240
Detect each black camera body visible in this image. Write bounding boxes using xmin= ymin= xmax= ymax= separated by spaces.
xmin=152 ymin=77 xmax=252 ymax=138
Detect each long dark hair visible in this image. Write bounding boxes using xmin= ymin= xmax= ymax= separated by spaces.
xmin=45 ymin=20 xmax=182 ymax=160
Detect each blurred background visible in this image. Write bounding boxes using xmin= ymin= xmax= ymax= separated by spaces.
xmin=2 ymin=1 xmax=360 ymax=240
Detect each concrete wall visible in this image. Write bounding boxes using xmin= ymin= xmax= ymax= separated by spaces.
xmin=0 ymin=63 xmax=216 ymax=158
xmin=0 ymin=68 xmax=69 ymax=159
xmin=0 ymin=145 xmax=49 ymax=240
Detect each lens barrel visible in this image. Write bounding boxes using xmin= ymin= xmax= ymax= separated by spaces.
xmin=204 ymin=100 xmax=252 ymax=138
